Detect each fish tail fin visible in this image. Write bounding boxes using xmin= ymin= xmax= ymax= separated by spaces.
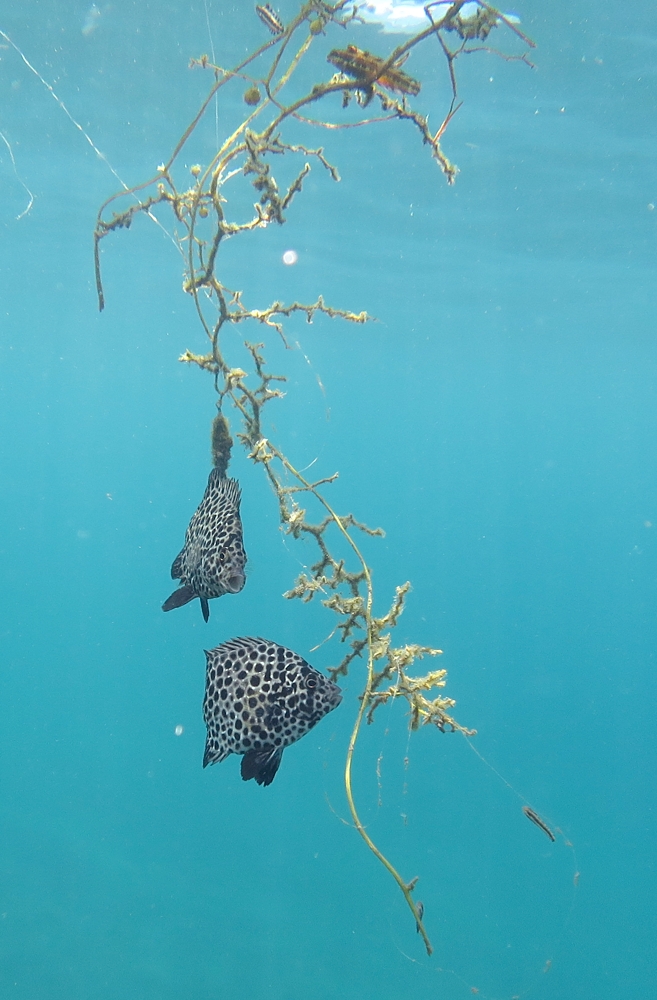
xmin=162 ymin=586 xmax=196 ymax=612
xmin=200 ymin=597 xmax=210 ymax=622
xmin=240 ymin=747 xmax=283 ymax=786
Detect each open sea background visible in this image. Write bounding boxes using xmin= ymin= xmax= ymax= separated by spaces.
xmin=1 ymin=1 xmax=655 ymax=998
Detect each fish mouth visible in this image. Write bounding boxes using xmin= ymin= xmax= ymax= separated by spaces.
xmin=225 ymin=571 xmax=245 ymax=594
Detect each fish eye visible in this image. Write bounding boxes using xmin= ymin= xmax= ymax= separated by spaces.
xmin=306 ymin=674 xmax=317 ymax=689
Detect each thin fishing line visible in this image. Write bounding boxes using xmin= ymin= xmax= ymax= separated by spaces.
xmin=462 ymin=730 xmax=581 ymax=889
xmin=0 ymin=128 xmax=34 ymax=218
xmin=462 ymin=731 xmax=561 ymax=817
xmin=0 ymin=27 xmax=128 ymax=191
xmin=203 ymin=0 xmax=220 ymax=148
xmin=0 ymin=26 xmax=179 ymax=256
xmin=388 ymin=731 xmax=580 ymax=999
xmin=400 ymin=714 xmax=413 ymax=803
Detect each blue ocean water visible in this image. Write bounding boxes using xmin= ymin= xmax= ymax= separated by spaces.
xmin=1 ymin=1 xmax=656 ymax=998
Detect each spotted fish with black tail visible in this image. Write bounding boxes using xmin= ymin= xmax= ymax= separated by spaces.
xmin=162 ymin=470 xmax=246 ymax=622
xmin=202 ymin=637 xmax=342 ymax=786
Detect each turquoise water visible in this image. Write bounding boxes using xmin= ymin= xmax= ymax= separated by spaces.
xmin=1 ymin=2 xmax=656 ymax=998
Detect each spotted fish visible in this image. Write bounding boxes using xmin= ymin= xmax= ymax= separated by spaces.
xmin=203 ymin=637 xmax=342 ymax=786
xmin=162 ymin=470 xmax=246 ymax=622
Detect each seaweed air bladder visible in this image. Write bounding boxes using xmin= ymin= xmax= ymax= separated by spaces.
xmin=94 ymin=0 xmax=534 ymax=956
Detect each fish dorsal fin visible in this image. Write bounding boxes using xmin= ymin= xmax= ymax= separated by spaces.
xmin=171 ymin=550 xmax=184 ymax=579
xmin=213 ymin=636 xmax=268 ymax=658
xmin=207 ymin=469 xmax=241 ymax=505
xmin=204 ymin=647 xmax=223 ymax=672
xmin=203 ymin=731 xmax=230 ymax=768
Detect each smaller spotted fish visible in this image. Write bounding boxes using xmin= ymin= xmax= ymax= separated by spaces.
xmin=255 ymin=4 xmax=284 ymax=35
xmin=327 ymin=44 xmax=421 ymax=97
xmin=203 ymin=637 xmax=342 ymax=786
xmin=162 ymin=469 xmax=246 ymax=622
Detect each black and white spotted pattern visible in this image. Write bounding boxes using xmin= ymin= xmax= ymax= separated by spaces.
xmin=162 ymin=469 xmax=246 ymax=622
xmin=202 ymin=637 xmax=342 ymax=786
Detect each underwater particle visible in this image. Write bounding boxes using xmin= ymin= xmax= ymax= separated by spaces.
xmin=522 ymin=805 xmax=556 ymax=842
xmin=648 ymin=204 xmax=655 ymax=212
xmin=282 ymin=249 xmax=298 ymax=265
xmin=255 ymin=4 xmax=284 ymax=35
xmin=174 ymin=725 xmax=184 ymax=736
xmin=202 ymin=637 xmax=342 ymax=785
xmin=82 ymin=4 xmax=101 ymax=37
xmin=645 ymin=520 xmax=653 ymax=527
xmin=243 ymin=85 xmax=261 ymax=106
xmin=162 ymin=469 xmax=247 ymax=622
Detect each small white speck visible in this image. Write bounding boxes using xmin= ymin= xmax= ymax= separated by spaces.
xmin=282 ymin=249 xmax=298 ymax=265
xmin=648 ymin=204 xmax=655 ymax=211
xmin=174 ymin=725 xmax=184 ymax=736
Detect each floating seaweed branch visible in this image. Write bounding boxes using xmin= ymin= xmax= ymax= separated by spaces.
xmin=94 ymin=0 xmax=532 ymax=955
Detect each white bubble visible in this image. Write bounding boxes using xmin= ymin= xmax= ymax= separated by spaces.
xmin=348 ymin=1 xmax=519 ymax=34
xmin=174 ymin=725 xmax=184 ymax=736
xmin=82 ymin=4 xmax=102 ymax=37
xmin=282 ymin=249 xmax=298 ymax=266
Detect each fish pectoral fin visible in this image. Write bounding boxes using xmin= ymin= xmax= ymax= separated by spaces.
xmin=170 ymin=551 xmax=184 ymax=579
xmin=240 ymin=747 xmax=283 ymax=787
xmin=264 ymin=700 xmax=286 ymax=730
xmin=162 ymin=585 xmax=196 ymax=612
xmin=200 ymin=597 xmax=210 ymax=622
xmin=203 ymin=734 xmax=230 ymax=769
